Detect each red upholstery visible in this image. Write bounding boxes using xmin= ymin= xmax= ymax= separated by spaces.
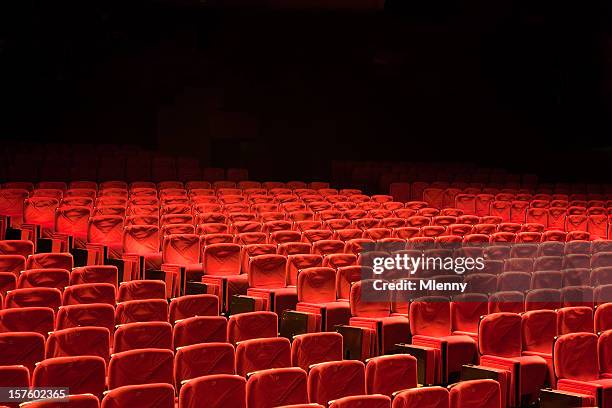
xmin=5 ymin=287 xmax=62 ymax=310
xmin=449 ymin=379 xmax=501 ymax=408
xmin=17 ymin=268 xmax=70 ymax=290
xmin=56 ymin=303 xmax=115 ymax=332
xmin=32 ymin=356 xmax=106 ymax=397
xmin=69 ymin=265 xmax=118 ymax=288
xmin=115 ymin=299 xmax=169 ymax=324
xmin=108 ymin=348 xmax=174 ymax=389
xmin=179 ymin=374 xmax=246 ymax=408
xmin=169 ymin=293 xmax=219 ymax=323
xmin=117 ymin=279 xmax=166 ymax=301
xmin=227 ymin=311 xmax=278 ymax=345
xmin=290 ymin=332 xmax=343 ymax=371
xmin=113 ymin=321 xmax=172 ymax=353
xmin=26 ymin=252 xmax=73 ymax=271
xmin=173 ymin=316 xmax=228 ymax=348
xmin=174 ymin=342 xmax=236 ymax=386
xmin=0 ymin=306 xmax=54 ymax=337
xmin=235 ymin=337 xmax=291 ymax=376
xmin=0 ymin=332 xmax=45 ymax=373
xmin=450 ymin=293 xmax=488 ymax=340
xmin=62 ymin=283 xmax=116 ymax=305
xmin=329 ymin=395 xmax=391 ymax=408
xmin=557 ymin=306 xmax=594 ymax=335
xmin=391 ymin=386 xmax=449 ymax=408
xmin=102 ymin=383 xmax=175 ymax=408
xmin=365 ymin=354 xmax=417 ymax=397
xmin=307 ymin=360 xmax=366 ymax=405
xmin=46 ymin=327 xmax=110 ymax=361
xmin=246 ymin=367 xmax=309 ymax=408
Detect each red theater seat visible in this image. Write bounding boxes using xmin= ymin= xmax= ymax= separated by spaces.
xmin=46 ymin=326 xmax=110 ymax=361
xmin=235 ymin=337 xmax=291 ymax=377
xmin=62 ymin=283 xmax=116 ymax=306
xmin=290 ymin=332 xmax=343 ymax=371
xmin=117 ymin=279 xmax=166 ymax=301
xmin=115 ymin=299 xmax=169 ymax=324
xmin=329 ymin=395 xmax=391 ymax=408
xmin=448 ymin=379 xmax=501 ymax=408
xmin=365 ymin=354 xmax=417 ymax=397
xmin=169 ymin=293 xmax=219 ymax=323
xmin=0 ymin=306 xmax=54 ymax=336
xmin=227 ymin=311 xmax=278 ymax=345
xmin=0 ymin=332 xmax=45 ymax=373
xmin=179 ymin=374 xmax=246 ymax=408
xmin=173 ymin=316 xmax=228 ymax=348
xmin=4 ymin=287 xmax=62 ymax=310
xmin=201 ymin=243 xmax=247 ymax=313
xmin=246 ymin=367 xmax=309 ymax=408
xmin=391 ymin=386 xmax=449 ymax=408
xmin=56 ymin=303 xmax=115 ymax=332
xmin=108 ymin=348 xmax=174 ymax=389
xmin=33 ymin=355 xmax=106 ymax=397
xmin=101 ymin=383 xmax=175 ymax=408
xmin=554 ymin=333 xmax=612 ymax=407
xmin=307 ymin=360 xmax=366 ymax=406
xmin=17 ymin=268 xmax=70 ymax=290
xmin=113 ymin=321 xmax=172 ymax=352
xmin=556 ymin=306 xmax=594 ymax=334
xmin=478 ymin=313 xmax=548 ymax=407
xmin=174 ymin=342 xmax=235 ymax=387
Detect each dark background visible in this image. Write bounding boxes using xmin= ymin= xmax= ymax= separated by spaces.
xmin=1 ymin=0 xmax=610 ymax=182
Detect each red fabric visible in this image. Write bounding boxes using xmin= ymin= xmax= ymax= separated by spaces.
xmin=297 ymin=267 xmax=336 ymax=303
xmin=33 ymin=356 xmax=106 ymax=397
xmin=46 ymin=326 xmax=110 ymax=361
xmin=554 ymin=333 xmax=599 ymax=381
xmin=117 ymin=280 xmax=166 ymax=302
xmin=179 ymin=374 xmax=246 ymax=408
xmin=113 ymin=322 xmax=172 ymax=353
xmin=17 ymin=268 xmax=69 ymax=290
xmin=115 ymin=299 xmax=169 ymax=325
xmin=102 ymin=383 xmax=175 ymax=408
xmin=350 ymin=280 xmax=390 ymax=318
xmin=108 ymin=348 xmax=174 ymax=389
xmin=366 ymin=354 xmax=417 ymax=397
xmin=596 ymin=303 xmax=612 ymax=332
xmin=290 ymin=332 xmax=343 ymax=372
xmin=287 ymin=255 xmax=323 ymax=286
xmin=174 ymin=342 xmax=235 ymax=387
xmin=410 ymin=297 xmax=451 ymax=337
xmin=26 ymin=252 xmax=73 ymax=271
xmin=479 ymin=313 xmax=522 ymax=357
xmin=524 ymin=289 xmax=561 ymax=311
xmin=557 ymin=306 xmax=594 ymax=335
xmin=169 ymin=294 xmax=219 ymax=323
xmin=162 ymin=234 xmax=200 ymax=265
xmin=307 ymin=360 xmax=366 ymax=406
xmin=227 ymin=311 xmax=277 ymax=345
xmin=236 ymin=337 xmax=291 ymax=377
xmin=24 ymin=197 xmax=60 ymax=234
xmin=488 ymin=291 xmax=525 ymax=314
xmin=450 ymin=293 xmax=488 ymax=336
xmin=248 ymin=254 xmax=287 ymax=288
xmin=336 ymin=266 xmax=368 ymax=301
xmin=173 ymin=316 xmax=228 ymax=348
xmin=69 ymin=265 xmax=118 ymax=288
xmin=5 ymin=287 xmax=62 ymax=310
xmin=55 ymin=205 xmax=91 ymax=246
xmin=0 ymin=332 xmax=45 ymax=373
xmin=62 ymin=283 xmax=116 ymax=305
xmin=599 ymin=330 xmax=612 ymax=376
xmin=392 ymin=386 xmax=449 ymax=408
xmin=521 ymin=310 xmax=556 ymax=354
xmin=329 ymin=395 xmax=391 ymax=408
xmin=122 ymin=224 xmax=160 ymax=256
xmin=312 ymin=240 xmax=345 ymax=256
xmin=88 ymin=215 xmax=124 ymax=257
xmin=0 ymin=365 xmax=30 ymax=408
xmin=56 ymin=303 xmax=115 ymax=332
xmin=449 ymin=379 xmax=501 ymax=408
xmin=0 ymin=255 xmax=26 ymax=276
xmin=203 ymin=243 xmax=241 ymax=276
xmin=246 ymin=368 xmax=308 ymax=408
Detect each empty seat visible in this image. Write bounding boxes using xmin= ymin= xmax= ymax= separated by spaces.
xmin=478 ymin=313 xmax=547 ymax=407
xmin=101 ymin=383 xmax=175 ymax=408
xmin=115 ymin=299 xmax=169 ymax=324
xmin=174 ymin=342 xmax=235 ymax=386
xmin=62 ymin=283 xmax=116 ymax=305
xmin=307 ymin=360 xmax=366 ymax=406
xmin=169 ymin=294 xmax=219 ymax=323
xmin=450 ymin=293 xmax=488 ymax=340
xmin=17 ymin=268 xmax=70 ymax=290
xmin=117 ymin=280 xmax=166 ymax=302
xmin=173 ymin=316 xmax=228 ymax=348
xmin=329 ymin=395 xmax=391 ymax=408
xmin=4 ymin=287 xmax=62 ymax=310
xmin=0 ymin=332 xmax=45 ymax=373
xmin=179 ymin=374 xmax=246 ymax=408
xmin=525 ymin=288 xmax=561 ymax=311
xmin=392 ymin=387 xmax=449 ymax=408
xmin=236 ymin=337 xmax=291 ymax=377
xmin=113 ymin=321 xmax=173 ymax=352
xmin=200 ymin=243 xmax=247 ymax=313
xmin=0 ymin=306 xmax=54 ymax=337
xmin=365 ymin=354 xmax=417 ymax=397
xmin=246 ymin=367 xmax=309 ymax=408
xmin=46 ymin=326 xmax=110 ymax=361
xmin=556 ymin=306 xmax=594 ymax=334
xmin=290 ymin=332 xmax=343 ymax=372
xmin=56 ymin=303 xmax=115 ymax=333
xmin=448 ymin=379 xmax=501 ymax=408
xmin=521 ymin=309 xmax=556 ymax=385
xmin=554 ymin=333 xmax=612 ymax=407
xmin=488 ymin=291 xmax=525 ymax=313
xmin=26 ymin=252 xmax=73 ymax=271
xmin=33 ymin=356 xmax=106 ymax=397
xmin=227 ymin=311 xmax=277 ymax=345
xmin=108 ymin=348 xmax=174 ymax=389
xmin=69 ymin=265 xmax=119 ymax=289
